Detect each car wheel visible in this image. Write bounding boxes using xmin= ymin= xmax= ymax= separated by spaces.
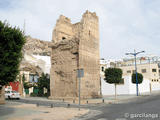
xmin=8 ymin=96 xmax=11 ymax=100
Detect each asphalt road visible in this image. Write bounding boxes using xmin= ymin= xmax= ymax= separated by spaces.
xmin=3 ymin=93 xmax=160 ymax=120
xmin=76 ymin=94 xmax=160 ymax=120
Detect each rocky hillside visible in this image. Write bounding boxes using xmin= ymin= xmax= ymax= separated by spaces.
xmin=23 ymin=36 xmax=51 ymax=56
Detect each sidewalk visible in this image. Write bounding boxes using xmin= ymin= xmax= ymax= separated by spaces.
xmin=101 ymin=91 xmax=160 ymax=104
xmin=20 ymin=91 xmax=156 ymax=105
xmin=0 ymin=101 xmax=89 ymax=120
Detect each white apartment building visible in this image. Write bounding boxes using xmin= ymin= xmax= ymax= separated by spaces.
xmin=20 ymin=53 xmax=45 ymax=83
xmin=100 ymin=58 xmax=116 ymax=78
xmin=116 ymin=55 xmax=160 ymax=83
xmin=100 ymin=56 xmax=160 ymax=95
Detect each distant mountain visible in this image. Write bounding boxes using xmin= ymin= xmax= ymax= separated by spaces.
xmin=23 ymin=36 xmax=51 ymax=56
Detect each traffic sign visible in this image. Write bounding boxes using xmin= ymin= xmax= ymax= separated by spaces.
xmin=77 ymin=69 xmax=84 ymax=78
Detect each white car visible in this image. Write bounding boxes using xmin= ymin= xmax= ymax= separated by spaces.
xmin=5 ymin=90 xmax=21 ymax=99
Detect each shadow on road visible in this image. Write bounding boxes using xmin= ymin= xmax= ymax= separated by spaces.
xmin=0 ymin=105 xmax=15 ymax=117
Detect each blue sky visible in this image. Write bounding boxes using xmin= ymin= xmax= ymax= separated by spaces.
xmin=0 ymin=0 xmax=160 ymax=59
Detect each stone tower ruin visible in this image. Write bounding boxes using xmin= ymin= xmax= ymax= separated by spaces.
xmin=50 ymin=10 xmax=101 ymax=99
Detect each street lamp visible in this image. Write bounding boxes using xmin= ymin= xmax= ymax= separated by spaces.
xmin=125 ymin=50 xmax=145 ymax=96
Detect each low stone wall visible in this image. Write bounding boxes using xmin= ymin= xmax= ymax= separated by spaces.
xmin=0 ymin=87 xmax=5 ymax=104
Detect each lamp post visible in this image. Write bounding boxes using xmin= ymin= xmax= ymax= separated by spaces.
xmin=126 ymin=50 xmax=145 ymax=96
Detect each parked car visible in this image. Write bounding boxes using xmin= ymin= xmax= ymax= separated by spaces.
xmin=5 ymin=90 xmax=20 ymax=100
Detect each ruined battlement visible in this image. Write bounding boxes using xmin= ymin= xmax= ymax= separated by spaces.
xmin=82 ymin=10 xmax=98 ymax=20
xmin=57 ymin=15 xmax=72 ymax=24
xmin=52 ymin=10 xmax=99 ymax=43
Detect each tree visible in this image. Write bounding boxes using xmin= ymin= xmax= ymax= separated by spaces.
xmin=104 ymin=68 xmax=123 ymax=99
xmin=0 ymin=21 xmax=25 ymax=88
xmin=132 ymin=73 xmax=143 ymax=84
xmin=37 ymin=73 xmax=50 ymax=97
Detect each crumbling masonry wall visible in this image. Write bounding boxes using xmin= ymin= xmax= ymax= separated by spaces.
xmin=50 ymin=11 xmax=101 ymax=99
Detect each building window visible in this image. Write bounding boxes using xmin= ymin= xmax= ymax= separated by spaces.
xmin=102 ymin=67 xmax=104 ymax=72
xmin=127 ymin=70 xmax=131 ymax=73
xmin=62 ymin=37 xmax=66 ymax=40
xmin=29 ymin=74 xmax=39 ymax=83
xmin=152 ymin=69 xmax=157 ymax=72
xmin=142 ymin=69 xmax=147 ymax=73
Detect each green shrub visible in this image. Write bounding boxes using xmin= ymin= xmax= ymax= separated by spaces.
xmin=30 ymin=92 xmax=38 ymax=97
xmin=132 ymin=73 xmax=143 ymax=84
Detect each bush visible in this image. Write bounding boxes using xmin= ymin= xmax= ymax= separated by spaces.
xmin=132 ymin=73 xmax=143 ymax=84
xmin=30 ymin=92 xmax=38 ymax=97
xmin=23 ymin=82 xmax=31 ymax=89
xmin=104 ymin=68 xmax=123 ymax=84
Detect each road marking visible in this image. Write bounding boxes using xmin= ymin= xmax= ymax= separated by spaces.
xmin=116 ymin=118 xmax=127 ymax=120
xmin=97 ymin=118 xmax=108 ymax=120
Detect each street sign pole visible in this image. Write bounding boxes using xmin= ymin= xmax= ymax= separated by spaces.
xmin=77 ymin=69 xmax=84 ymax=111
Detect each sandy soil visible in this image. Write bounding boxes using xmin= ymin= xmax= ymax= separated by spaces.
xmin=7 ymin=104 xmax=89 ymax=120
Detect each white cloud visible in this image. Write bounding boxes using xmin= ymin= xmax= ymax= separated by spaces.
xmin=0 ymin=0 xmax=160 ymax=59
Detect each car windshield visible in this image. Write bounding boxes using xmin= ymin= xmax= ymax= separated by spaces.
xmin=5 ymin=91 xmax=10 ymax=93
xmin=11 ymin=91 xmax=18 ymax=93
